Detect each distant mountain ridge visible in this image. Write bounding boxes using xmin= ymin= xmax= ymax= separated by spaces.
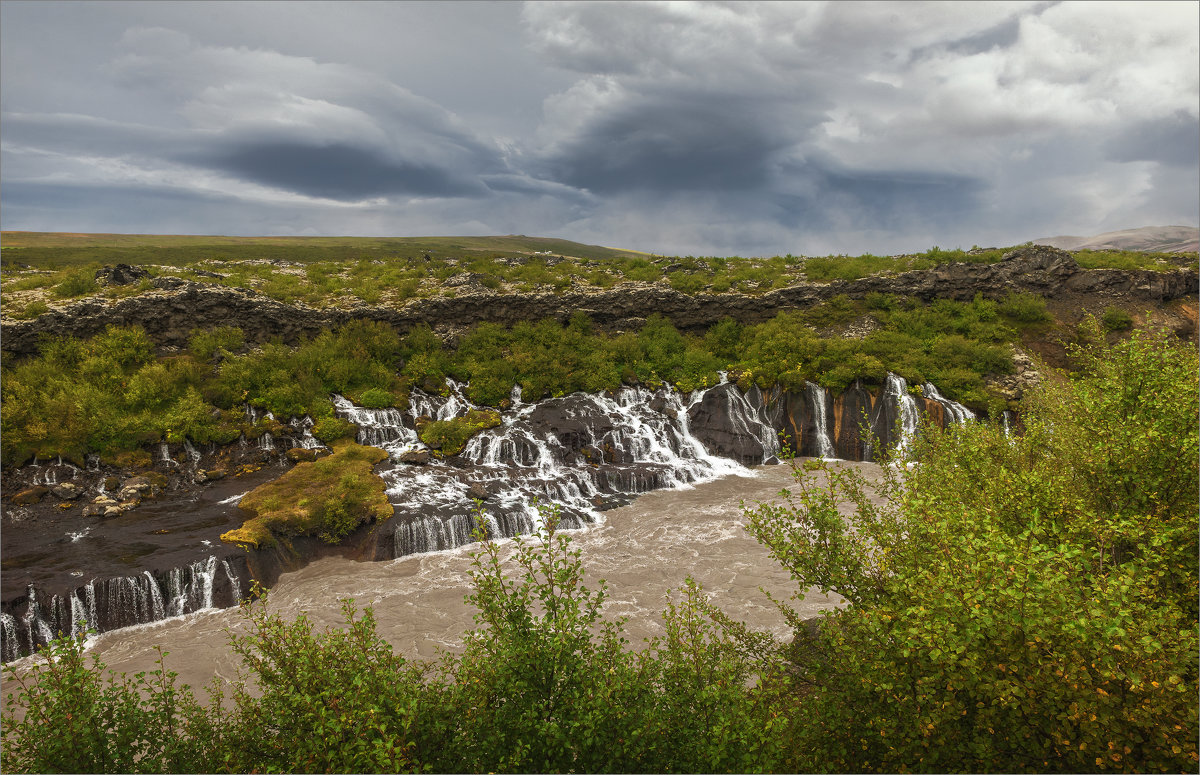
xmin=1032 ymin=225 xmax=1199 ymax=253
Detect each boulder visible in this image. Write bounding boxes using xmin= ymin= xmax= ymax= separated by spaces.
xmin=11 ymin=486 xmax=49 ymax=505
xmin=94 ymin=264 xmax=150 ymax=286
xmin=397 ymin=449 xmax=431 ymax=465
xmin=50 ymin=482 xmax=83 ymax=500
xmin=285 ymin=448 xmax=318 ymax=463
xmin=467 ymin=482 xmax=489 ymax=501
xmin=151 ymin=277 xmax=186 ymax=291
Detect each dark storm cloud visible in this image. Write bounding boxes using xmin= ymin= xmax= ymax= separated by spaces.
xmin=1104 ymin=112 xmax=1200 ymax=168
xmin=540 ymin=97 xmax=791 ymax=193
xmin=1 ymin=2 xmax=1197 ymax=255
xmin=770 ymin=162 xmax=985 ymax=232
xmin=189 ymin=141 xmax=487 ymax=201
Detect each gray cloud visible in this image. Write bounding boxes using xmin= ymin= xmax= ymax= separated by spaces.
xmin=1105 ymin=111 xmax=1200 ymax=168
xmin=539 ymin=95 xmax=794 ymax=193
xmin=189 ymin=141 xmax=488 ymax=200
xmin=1 ymin=1 xmax=1196 ymax=255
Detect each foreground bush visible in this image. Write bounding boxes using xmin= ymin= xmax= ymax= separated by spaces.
xmin=745 ymin=320 xmax=1199 ymax=772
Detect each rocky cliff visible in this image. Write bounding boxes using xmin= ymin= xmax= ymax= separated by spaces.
xmin=3 ymin=246 xmax=1195 ymax=356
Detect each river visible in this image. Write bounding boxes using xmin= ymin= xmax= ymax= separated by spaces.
xmin=5 ymin=461 xmax=872 ymax=695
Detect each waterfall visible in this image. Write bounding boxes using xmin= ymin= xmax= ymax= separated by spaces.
xmin=921 ymin=382 xmax=976 ymax=424
xmin=334 ymin=379 xmax=769 ymax=560
xmin=883 ymin=374 xmax=921 ymax=455
xmin=805 ymin=381 xmax=837 ymax=458
xmin=69 ymin=582 xmax=98 ymax=638
xmin=2 ymin=554 xmax=247 ymax=662
xmin=0 ymin=613 xmax=18 ymax=662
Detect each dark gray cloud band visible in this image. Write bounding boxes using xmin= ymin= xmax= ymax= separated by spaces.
xmin=1 ymin=1 xmax=1196 ymax=255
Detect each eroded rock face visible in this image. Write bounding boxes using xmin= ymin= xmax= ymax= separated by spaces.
xmin=4 ymin=247 xmax=1195 ymax=357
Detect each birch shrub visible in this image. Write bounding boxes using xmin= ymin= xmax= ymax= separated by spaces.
xmin=744 ymin=319 xmax=1198 ymax=772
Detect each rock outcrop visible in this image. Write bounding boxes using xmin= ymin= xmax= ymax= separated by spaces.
xmin=3 ymin=247 xmax=1195 ymax=357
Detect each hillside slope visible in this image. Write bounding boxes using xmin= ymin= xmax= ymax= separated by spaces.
xmin=1032 ymin=225 xmax=1199 ymax=253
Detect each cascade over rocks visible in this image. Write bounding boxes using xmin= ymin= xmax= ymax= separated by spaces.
xmin=3 ymin=247 xmax=1196 ymax=357
xmin=1 ymin=376 xmax=974 ymax=662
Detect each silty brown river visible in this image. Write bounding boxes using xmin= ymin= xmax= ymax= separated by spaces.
xmin=6 ymin=461 xmax=879 ymax=694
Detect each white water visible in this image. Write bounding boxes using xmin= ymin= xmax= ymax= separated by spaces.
xmin=6 ymin=463 xmax=860 ymax=693
xmin=922 ymin=382 xmax=976 ymax=424
xmin=884 ymin=374 xmax=921 ymax=455
xmin=333 ymin=379 xmax=772 ymax=559
xmin=806 ymin=381 xmax=838 ymax=458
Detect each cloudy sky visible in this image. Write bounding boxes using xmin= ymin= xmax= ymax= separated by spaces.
xmin=2 ymin=1 xmax=1197 ymax=256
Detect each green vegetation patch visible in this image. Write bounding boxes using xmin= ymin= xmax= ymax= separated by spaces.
xmin=418 ymin=409 xmax=502 ymax=457
xmin=1073 ymin=248 xmax=1195 ymax=272
xmin=221 ymin=440 xmax=391 ymax=549
xmin=1 ymin=296 xmax=1037 ymax=467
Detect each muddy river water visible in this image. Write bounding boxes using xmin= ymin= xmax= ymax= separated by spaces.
xmin=6 ymin=462 xmax=875 ymax=694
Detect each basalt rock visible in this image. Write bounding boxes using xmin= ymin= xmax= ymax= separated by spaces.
xmin=12 ymin=487 xmax=49 ymax=506
xmin=4 ymin=247 xmax=1195 ymax=357
xmin=50 ymin=483 xmax=83 ymax=500
xmin=94 ymin=264 xmax=150 ymax=286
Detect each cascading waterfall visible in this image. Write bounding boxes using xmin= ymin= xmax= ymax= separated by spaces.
xmin=2 ymin=556 xmax=243 ymax=662
xmin=335 ymin=379 xmax=773 ymax=561
xmin=0 ymin=613 xmax=18 ymax=662
xmin=883 ymin=374 xmax=921 ymax=455
xmin=805 ymin=381 xmax=838 ymax=458
xmin=3 ymin=374 xmax=983 ymax=663
xmin=921 ymin=382 xmax=976 ymax=424
xmin=69 ymin=582 xmax=98 ymax=638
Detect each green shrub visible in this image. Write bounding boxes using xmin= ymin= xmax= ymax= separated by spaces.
xmin=999 ymin=291 xmax=1052 ymax=324
xmin=51 ymin=267 xmax=97 ymax=298
xmin=10 ymin=300 xmax=49 ymax=319
xmin=1102 ymin=307 xmax=1134 ymax=331
xmin=188 ymin=326 xmax=245 ymax=361
xmin=311 ymin=417 xmax=357 ymax=444
xmin=740 ymin=321 xmax=1199 ymax=772
xmin=418 ymin=409 xmax=501 ymax=456
xmin=1 ymin=639 xmax=227 ymax=773
xmin=358 ymin=387 xmax=397 ymax=408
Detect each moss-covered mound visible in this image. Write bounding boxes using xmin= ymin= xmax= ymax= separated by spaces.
xmin=221 ymin=440 xmax=392 ymax=549
xmin=417 ymin=409 xmax=502 ymax=456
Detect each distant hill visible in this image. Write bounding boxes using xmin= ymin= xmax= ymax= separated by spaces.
xmin=0 ymin=232 xmax=646 ymax=264
xmin=1032 ymin=225 xmax=1199 ymax=253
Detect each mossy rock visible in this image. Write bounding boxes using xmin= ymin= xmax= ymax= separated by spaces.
xmin=221 ymin=440 xmax=391 ymax=550
xmin=12 ymin=486 xmax=49 ymax=505
xmin=417 ymin=409 xmax=502 ymax=457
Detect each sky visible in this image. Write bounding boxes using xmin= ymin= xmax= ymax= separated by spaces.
xmin=1 ymin=1 xmax=1197 ymax=257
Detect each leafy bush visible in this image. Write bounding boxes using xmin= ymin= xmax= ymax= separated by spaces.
xmin=1 ymin=639 xmax=226 ymax=773
xmin=51 ymin=267 xmax=98 ymax=298
xmin=1102 ymin=307 xmax=1134 ymax=331
xmin=358 ymin=387 xmax=397 ymax=408
xmin=311 ymin=417 xmax=357 ymax=444
xmin=418 ymin=409 xmax=501 ymax=456
xmin=999 ymin=291 xmax=1052 ymax=324
xmin=741 ymin=321 xmax=1199 ymax=772
xmin=188 ymin=326 xmax=244 ymax=361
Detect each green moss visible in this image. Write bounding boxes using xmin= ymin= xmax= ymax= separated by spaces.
xmin=221 ymin=440 xmax=391 ymax=549
xmin=418 ymin=409 xmax=502 ymax=457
